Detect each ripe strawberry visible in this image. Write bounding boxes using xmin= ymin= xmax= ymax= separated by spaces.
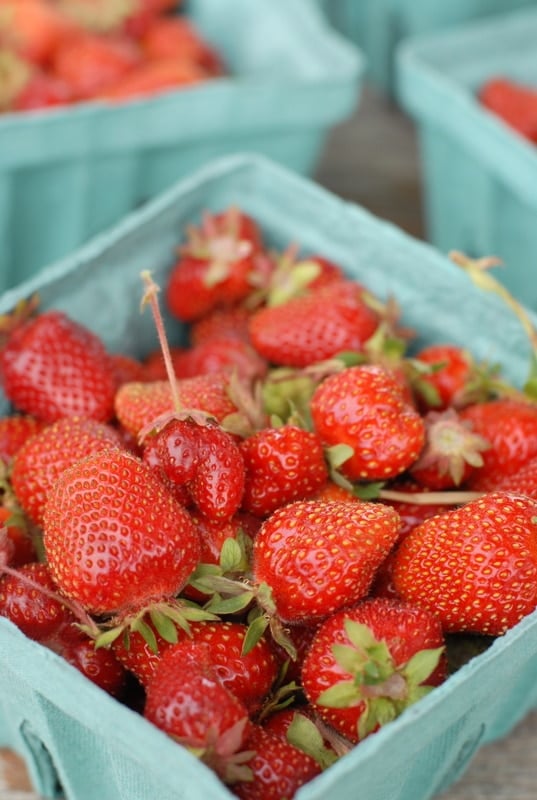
xmin=0 ymin=507 xmax=37 ymax=568
xmin=411 ymin=343 xmax=478 ymax=411
xmin=43 ymin=448 xmax=201 ymax=617
xmin=114 ymin=372 xmax=238 ymax=437
xmin=11 ymin=67 xmax=72 ymax=111
xmin=99 ymin=56 xmax=207 ymax=102
xmin=144 ymin=640 xmax=252 ymax=782
xmin=392 ymin=491 xmax=537 ymax=635
xmin=479 ymin=77 xmax=537 ymax=143
xmin=252 ymin=499 xmax=401 ymax=624
xmin=232 ymin=724 xmax=321 ymax=800
xmin=249 ymin=280 xmax=380 ymax=368
xmin=460 ymin=398 xmax=537 ymax=490
xmin=0 ymin=0 xmax=74 ymax=66
xmin=310 ymin=364 xmax=426 ymax=482
xmin=107 ymin=352 xmax=145 ymax=388
xmin=170 ymin=336 xmax=268 ymax=382
xmin=11 ymin=416 xmax=124 ymax=525
xmin=239 ymin=425 xmax=329 ymax=517
xmin=0 ymin=309 xmax=116 ymax=423
xmin=301 ymin=596 xmax=446 ymax=743
xmin=0 ymin=414 xmax=46 ymax=464
xmin=141 ymin=345 xmax=188 ymax=381
xmin=409 ymin=408 xmax=489 ymax=490
xmin=166 ymin=208 xmax=263 ymax=322
xmin=189 ymin=306 xmax=253 ymax=348
xmin=0 ymin=561 xmax=71 ymax=641
xmin=50 ymin=30 xmax=141 ymax=100
xmin=141 ymin=15 xmax=224 ymax=76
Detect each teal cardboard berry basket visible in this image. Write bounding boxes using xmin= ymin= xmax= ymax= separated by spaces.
xmin=1 ymin=152 xmax=537 ymax=800
xmin=316 ymin=0 xmax=537 ymax=94
xmin=0 ymin=0 xmax=363 ymax=295
xmin=395 ymin=7 xmax=537 ymax=309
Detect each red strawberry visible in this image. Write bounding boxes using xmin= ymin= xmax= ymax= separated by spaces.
xmin=12 ymin=68 xmax=72 ymax=111
xmin=114 ymin=372 xmax=238 ymax=437
xmin=166 ymin=208 xmax=263 ymax=322
xmin=11 ymin=416 xmax=124 ymax=525
xmin=141 ymin=345 xmax=188 ymax=381
xmin=144 ymin=640 xmax=252 ymax=782
xmin=239 ymin=425 xmax=329 ymax=517
xmin=170 ymin=336 xmax=268 ymax=382
xmin=0 ymin=561 xmax=71 ymax=641
xmin=50 ymin=30 xmax=141 ymax=99
xmin=249 ymin=280 xmax=380 ymax=368
xmin=107 ymin=352 xmax=146 ymax=388
xmin=252 ymin=499 xmax=401 ymax=624
xmin=232 ymin=724 xmax=321 ymax=800
xmin=480 ymin=77 xmax=537 ymax=143
xmin=392 ymin=491 xmax=537 ymax=635
xmin=43 ymin=448 xmax=201 ymax=617
xmin=0 ymin=414 xmax=46 ymax=464
xmin=0 ymin=0 xmax=74 ymax=65
xmin=189 ymin=306 xmax=253 ymax=348
xmin=141 ymin=15 xmax=224 ymax=76
xmin=0 ymin=309 xmax=116 ymax=423
xmin=301 ymin=596 xmax=446 ymax=743
xmin=310 ymin=364 xmax=426 ymax=482
xmin=460 ymin=398 xmax=537 ymax=490
xmin=0 ymin=507 xmax=37 ymax=568
xmin=99 ymin=56 xmax=207 ymax=102
xmin=411 ymin=343 xmax=478 ymax=411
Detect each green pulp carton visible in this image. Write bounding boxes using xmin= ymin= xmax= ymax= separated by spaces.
xmin=317 ymin=0 xmax=537 ymax=93
xmin=1 ymin=153 xmax=537 ymax=800
xmin=0 ymin=0 xmax=363 ymax=293
xmin=396 ymin=7 xmax=537 ymax=308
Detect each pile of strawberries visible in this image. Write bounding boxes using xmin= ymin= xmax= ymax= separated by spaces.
xmin=479 ymin=76 xmax=537 ymax=144
xmin=0 ymin=0 xmax=224 ymax=113
xmin=2 ymin=206 xmax=537 ymax=799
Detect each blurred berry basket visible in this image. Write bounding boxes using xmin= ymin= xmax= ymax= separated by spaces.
xmin=396 ymin=6 xmax=537 ymax=308
xmin=1 ymin=152 xmax=537 ymax=800
xmin=317 ymin=0 xmax=537 ymax=94
xmin=0 ymin=0 xmax=363 ymax=293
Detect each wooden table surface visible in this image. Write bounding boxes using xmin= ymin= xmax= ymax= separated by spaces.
xmin=2 ymin=86 xmax=537 ymax=800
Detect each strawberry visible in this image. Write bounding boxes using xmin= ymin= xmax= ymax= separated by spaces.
xmin=11 ymin=416 xmax=124 ymax=526
xmin=11 ymin=66 xmax=72 ymax=111
xmin=310 ymin=364 xmax=426 ymax=482
xmin=392 ymin=491 xmax=537 ymax=635
xmin=479 ymin=77 xmax=537 ymax=144
xmin=301 ymin=596 xmax=446 ymax=743
xmin=0 ymin=309 xmax=116 ymax=423
xmin=248 ymin=280 xmax=380 ymax=368
xmin=0 ymin=0 xmax=74 ymax=66
xmin=50 ymin=29 xmax=141 ymax=100
xmin=189 ymin=306 xmax=253 ymax=348
xmin=232 ymin=724 xmax=321 ymax=800
xmin=411 ymin=343 xmax=479 ymax=411
xmin=0 ymin=414 xmax=46 ymax=464
xmin=239 ymin=425 xmax=329 ymax=517
xmin=144 ymin=640 xmax=253 ymax=782
xmin=252 ymin=499 xmax=401 ymax=624
xmin=409 ymin=408 xmax=489 ymax=490
xmin=170 ymin=336 xmax=268 ymax=382
xmin=42 ymin=448 xmax=201 ymax=617
xmin=107 ymin=352 xmax=145 ymax=388
xmin=99 ymin=56 xmax=206 ymax=101
xmin=0 ymin=507 xmax=37 ymax=568
xmin=141 ymin=15 xmax=224 ymax=76
xmin=114 ymin=372 xmax=238 ymax=437
xmin=0 ymin=561 xmax=71 ymax=641
xmin=141 ymin=345 xmax=188 ymax=381
xmin=166 ymin=208 xmax=263 ymax=322
xmin=460 ymin=398 xmax=537 ymax=490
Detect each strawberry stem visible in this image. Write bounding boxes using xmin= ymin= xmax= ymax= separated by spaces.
xmin=140 ymin=270 xmax=182 ymax=415
xmin=378 ymin=489 xmax=483 ymax=506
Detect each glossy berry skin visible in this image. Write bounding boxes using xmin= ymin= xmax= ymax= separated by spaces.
xmin=233 ymin=724 xmax=321 ymax=800
xmin=249 ymin=280 xmax=380 ymax=368
xmin=310 ymin=364 xmax=426 ymax=481
xmin=0 ymin=415 xmax=46 ymax=464
xmin=43 ymin=448 xmax=201 ymax=616
xmin=412 ymin=343 xmax=475 ymax=411
xmin=11 ymin=416 xmax=124 ymax=526
xmin=0 ymin=310 xmax=116 ymax=423
xmin=144 ymin=640 xmax=252 ymax=755
xmin=0 ymin=562 xmax=71 ymax=641
xmin=460 ymin=398 xmax=537 ymax=490
xmin=301 ymin=597 xmax=446 ymax=744
xmin=239 ymin=425 xmax=329 ymax=517
xmin=252 ymin=499 xmax=401 ymax=624
xmin=392 ymin=492 xmax=537 ymax=635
